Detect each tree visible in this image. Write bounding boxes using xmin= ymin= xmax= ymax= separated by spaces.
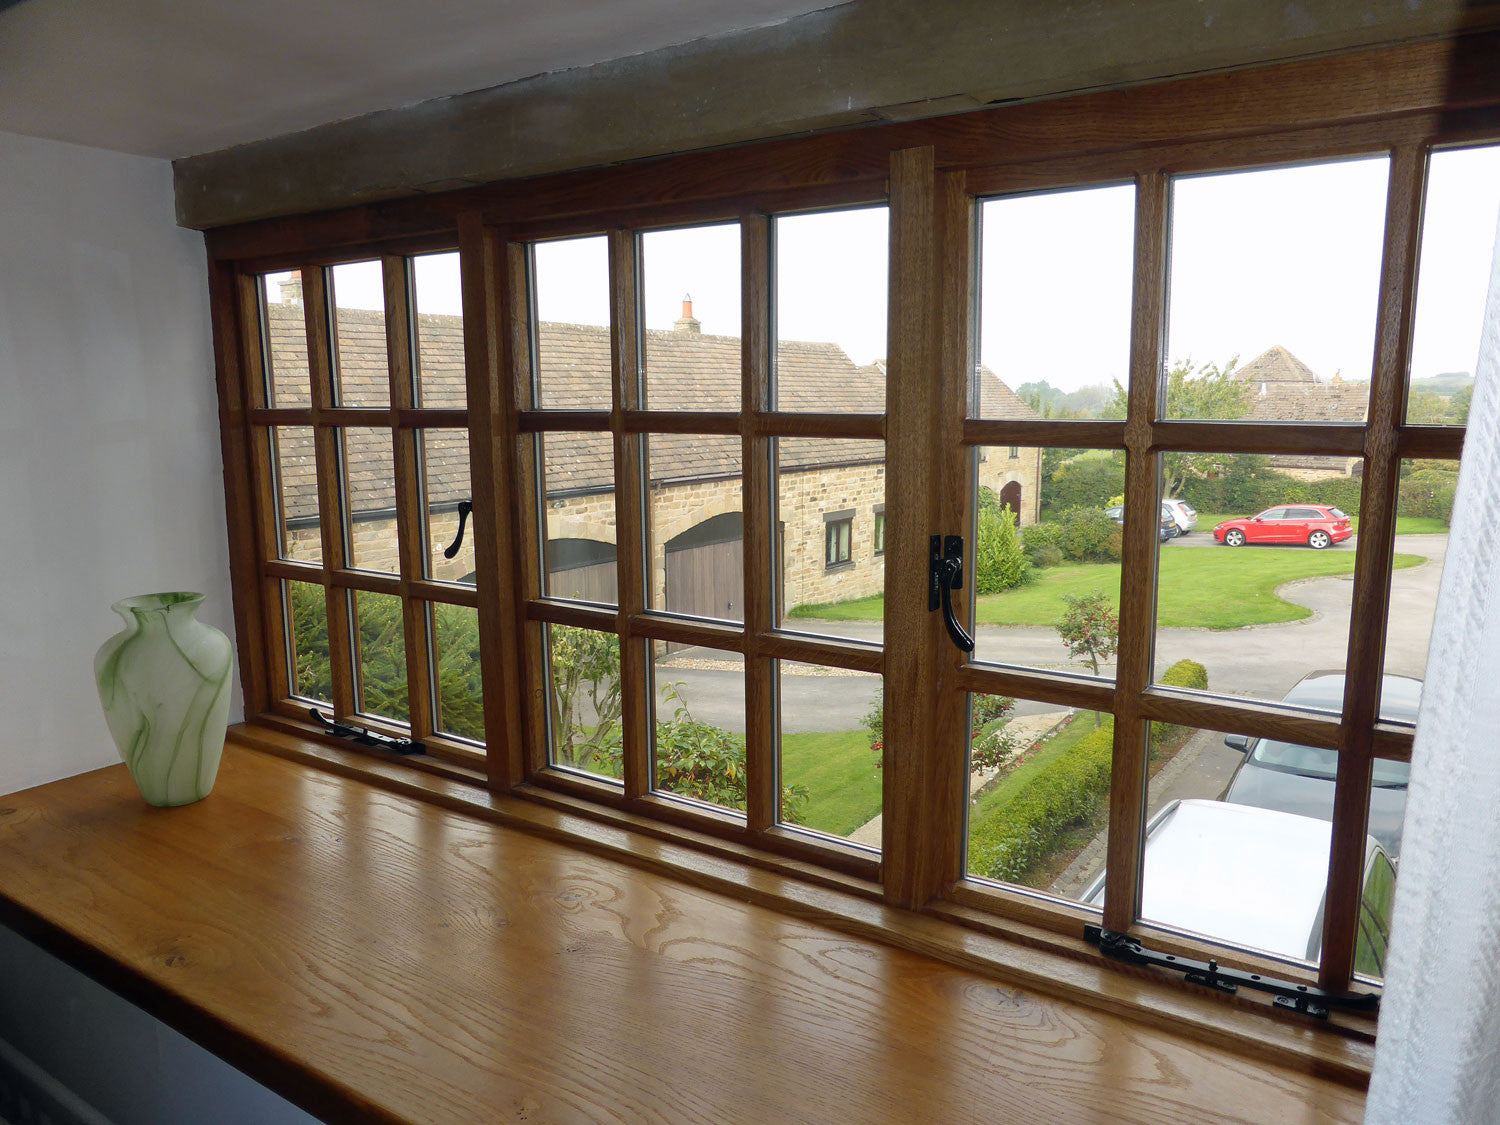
xmin=974 ymin=501 xmax=1031 ymax=593
xmin=1107 ymin=358 xmax=1253 ymax=496
xmin=549 ymin=626 xmax=625 ymax=773
xmin=1056 ymin=594 xmax=1119 ymax=723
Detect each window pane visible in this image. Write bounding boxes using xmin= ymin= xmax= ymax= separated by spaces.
xmin=1380 ymin=458 xmax=1447 ymax=721
xmin=341 ymin=427 xmax=399 ymax=574
xmin=540 ymin=432 xmax=617 ymax=605
xmin=646 ymin=434 xmax=742 ymax=622
xmin=433 ymin=603 xmax=484 ymax=744
xmin=352 ymin=591 xmax=407 ymax=724
xmin=773 ymin=206 xmax=888 ymax=411
xmin=1164 ymin=158 xmax=1388 ymax=421
xmin=1407 ymin=144 xmax=1499 ymax=425
xmin=412 ymin=252 xmax=466 ymax=409
xmin=966 ymin=698 xmax=1112 ymax=903
xmin=975 ymin=184 xmax=1134 ymax=420
xmin=330 ymin=260 xmax=389 ymax=408
xmin=285 ymin=580 xmax=331 ymax=703
xmin=420 ymin=429 xmax=474 ymax=584
xmin=969 ymin=445 xmax=1118 ymax=676
xmin=1155 ymin=454 xmax=1380 ymax=710
xmin=650 ymin=642 xmax=747 ymax=816
xmin=262 ymin=271 xmax=311 ymax=407
xmin=533 ymin=236 xmax=611 ymax=410
xmin=641 ymin=223 xmax=740 ymax=410
xmin=546 ymin=624 xmax=623 ymax=782
xmin=777 ymin=664 xmax=882 ymax=845
xmin=1141 ymin=721 xmax=1332 ymax=966
xmin=776 ymin=437 xmax=884 ymax=644
xmin=272 ymin=425 xmax=320 ymax=564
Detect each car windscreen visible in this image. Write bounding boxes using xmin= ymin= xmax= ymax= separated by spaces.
xmin=1249 ymin=739 xmax=1410 ymax=786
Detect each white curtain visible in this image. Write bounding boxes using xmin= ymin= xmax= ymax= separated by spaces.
xmin=1365 ymin=210 xmax=1500 ymax=1121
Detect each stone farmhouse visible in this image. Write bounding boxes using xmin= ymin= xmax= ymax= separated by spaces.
xmin=269 ymin=285 xmax=1041 ymax=618
xmin=1233 ymin=344 xmax=1367 ymax=479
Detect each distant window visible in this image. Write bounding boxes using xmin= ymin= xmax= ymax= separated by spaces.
xmin=824 ymin=513 xmax=853 ymax=568
xmin=873 ymin=509 xmax=886 ymax=555
xmin=1008 ymin=446 xmax=1020 ymax=459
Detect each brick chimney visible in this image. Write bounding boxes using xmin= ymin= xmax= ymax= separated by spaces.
xmin=278 ymin=272 xmax=304 ymax=306
xmin=673 ymin=293 xmax=701 ymax=334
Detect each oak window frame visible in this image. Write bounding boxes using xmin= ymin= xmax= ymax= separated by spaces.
xmin=205 ymin=35 xmax=1499 ymax=1022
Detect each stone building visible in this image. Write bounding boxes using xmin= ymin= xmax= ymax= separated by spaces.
xmin=1234 ymin=344 xmax=1368 ymax=479
xmin=271 ymin=286 xmax=1041 ymax=615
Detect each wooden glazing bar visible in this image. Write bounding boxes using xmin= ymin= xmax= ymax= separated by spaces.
xmin=262 ymin=576 xmax=292 ymax=705
xmin=396 ymin=407 xmax=468 ymax=429
xmin=1150 ymin=421 xmax=1367 ymax=457
xmin=517 ymin=409 xmax=611 ymax=433
xmin=1103 ymin=171 xmax=1169 ymax=934
xmin=609 ymin=228 xmax=652 ymax=800
xmin=263 ymin=558 xmax=326 ymax=582
xmin=318 ymin=407 xmax=395 ymax=428
xmin=525 ymin=598 xmax=618 ymax=632
xmin=758 ymin=632 xmax=882 ymax=676
xmin=229 ymin=233 xmax=462 ymax=275
xmin=249 ymin=407 xmax=314 ymax=427
xmin=1398 ymin=425 xmax=1466 ymax=460
xmin=961 ymin=418 xmax=1126 ymax=450
xmin=1371 ymin=726 xmax=1416 ymax=762
xmin=740 ymin=214 xmax=778 ymax=833
xmin=1322 ymin=146 xmax=1426 ymax=992
xmin=209 ymin=261 xmax=271 ymax=715
xmin=619 ymin=409 xmax=741 ymax=435
xmin=384 ymin=255 xmax=435 ymax=740
xmin=955 ymin=665 xmax=1116 ymax=714
xmin=880 ymin=150 xmax=971 ymax=908
xmin=626 ymin=613 xmax=746 ymax=653
xmin=301 ymin=267 xmax=356 ymax=716
xmin=1138 ymin=689 xmax=1344 ymax=752
xmin=754 ymin=412 xmax=885 ymax=439
xmin=407 ymin=579 xmax=481 ymax=608
xmin=327 ymin=568 xmax=404 ymax=596
xmin=515 ymin=431 xmax=550 ymax=777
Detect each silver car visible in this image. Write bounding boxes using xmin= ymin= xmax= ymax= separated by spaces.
xmin=1160 ymin=497 xmax=1198 ymax=535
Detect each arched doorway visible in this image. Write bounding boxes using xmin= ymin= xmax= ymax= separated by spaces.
xmin=665 ymin=512 xmax=744 ymax=626
xmin=1000 ymin=480 xmax=1022 ymax=521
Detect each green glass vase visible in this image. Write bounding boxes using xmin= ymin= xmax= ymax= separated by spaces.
xmin=94 ymin=592 xmax=235 ymax=806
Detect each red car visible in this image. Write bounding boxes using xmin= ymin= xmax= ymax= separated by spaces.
xmin=1212 ymin=505 xmax=1353 ymax=549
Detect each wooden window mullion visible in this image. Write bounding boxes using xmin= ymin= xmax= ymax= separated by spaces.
xmin=302 ymin=266 xmax=357 ymax=717
xmin=1102 ymin=170 xmax=1169 ymax=935
xmin=608 ymin=229 xmax=651 ymax=800
xmin=1321 ymin=145 xmax=1427 ymax=990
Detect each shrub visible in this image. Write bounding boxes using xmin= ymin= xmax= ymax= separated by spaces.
xmin=975 ymin=505 xmax=1032 ymax=593
xmin=1029 ymin=545 xmax=1064 ymax=569
xmin=1055 ymin=507 xmax=1121 ymax=562
xmin=1397 ymin=460 xmax=1458 ymax=523
xmin=1045 ymin=452 xmax=1125 ymax=513
xmin=863 ymin=686 xmax=1017 ymax=770
xmin=1152 ymin=659 xmax=1208 ymax=746
xmin=1056 ymin=593 xmax=1120 ymax=689
xmin=1021 ymin=521 xmax=1065 ymax=567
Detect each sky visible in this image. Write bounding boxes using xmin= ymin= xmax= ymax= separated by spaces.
xmin=274 ymin=143 xmax=1499 ymax=393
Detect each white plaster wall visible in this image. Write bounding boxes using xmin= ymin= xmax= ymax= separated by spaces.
xmin=0 ymin=129 xmax=238 ymax=797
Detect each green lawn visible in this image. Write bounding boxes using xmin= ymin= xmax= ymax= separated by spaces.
xmin=789 ymin=548 xmax=1427 ymax=630
xmin=781 ymin=730 xmax=882 ymax=837
xmin=1194 ymin=512 xmax=1448 ymax=535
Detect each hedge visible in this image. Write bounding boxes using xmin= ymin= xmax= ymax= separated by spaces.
xmin=1152 ymin=658 xmax=1207 ymax=745
xmin=967 ymin=657 xmax=1207 ymax=884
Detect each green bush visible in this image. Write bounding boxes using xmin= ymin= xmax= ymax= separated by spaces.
xmin=1152 ymin=659 xmax=1208 ymax=746
xmin=1021 ymin=521 xmax=1065 ymax=568
xmin=1044 ymin=451 xmax=1124 ymax=515
xmin=967 ymin=719 xmax=1116 ymax=883
xmin=1055 ymin=507 xmax=1122 ymax=562
xmin=1174 ymin=454 xmax=1364 ymax=517
xmin=1397 ymin=460 xmax=1457 ymax=523
xmin=975 ymin=505 xmax=1032 ymax=593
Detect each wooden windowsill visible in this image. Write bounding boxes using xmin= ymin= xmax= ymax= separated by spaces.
xmin=0 ymin=731 xmax=1370 ymax=1123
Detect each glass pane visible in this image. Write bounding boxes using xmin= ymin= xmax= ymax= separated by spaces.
xmin=646 ymin=434 xmax=743 ymax=621
xmin=966 ymin=698 xmax=1112 ymax=902
xmin=970 ymin=445 xmax=1122 ymax=676
xmin=420 ymin=429 xmax=474 ymax=583
xmin=262 ymin=270 xmax=311 ymax=407
xmin=1380 ymin=458 xmax=1447 ymax=722
xmin=775 ymin=437 xmax=885 ymax=644
xmin=540 ymin=431 xmax=617 ymax=604
xmin=975 ymin=184 xmax=1134 ymax=420
xmin=1164 ymin=157 xmax=1388 ymax=421
xmin=641 ymin=223 xmax=740 ymax=409
xmin=285 ymin=580 xmax=332 ymax=703
xmin=1154 ymin=454 xmax=1391 ymax=709
xmin=330 ymin=260 xmax=390 ymax=408
xmin=1143 ymin=721 xmax=1333 ymax=966
xmin=1407 ymin=144 xmax=1500 ymax=425
xmin=341 ymin=427 xmax=399 ymax=573
xmin=533 ymin=235 xmax=611 ymax=410
xmin=272 ymin=426 xmax=320 ymax=564
xmin=433 ymin=603 xmax=484 ymax=743
xmin=352 ymin=590 xmax=407 ymax=724
xmin=546 ymin=624 xmax=623 ymax=782
xmin=777 ymin=664 xmax=882 ymax=845
xmin=773 ymin=206 xmax=888 ymax=411
xmin=649 ymin=642 xmax=747 ymax=816
xmin=412 ymin=252 xmax=466 ymax=409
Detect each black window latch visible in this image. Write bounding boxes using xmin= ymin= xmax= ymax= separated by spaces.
xmin=1085 ymin=924 xmax=1379 ymax=1019
xmin=929 ymin=534 xmax=974 ymax=653
xmin=443 ymin=499 xmax=473 ymax=559
xmin=309 ymin=708 xmax=425 ymax=755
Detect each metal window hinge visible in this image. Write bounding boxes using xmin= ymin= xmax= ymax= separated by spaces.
xmin=309 ymin=708 xmax=425 ymax=755
xmin=1084 ymin=924 xmax=1379 ymax=1020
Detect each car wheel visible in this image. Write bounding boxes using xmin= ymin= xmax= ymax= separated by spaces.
xmin=1224 ymin=529 xmax=1246 ymax=547
xmin=1308 ymin=530 xmax=1332 ymax=550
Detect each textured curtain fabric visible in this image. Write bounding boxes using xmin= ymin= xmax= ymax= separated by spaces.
xmin=1365 ymin=212 xmax=1500 ymax=1122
